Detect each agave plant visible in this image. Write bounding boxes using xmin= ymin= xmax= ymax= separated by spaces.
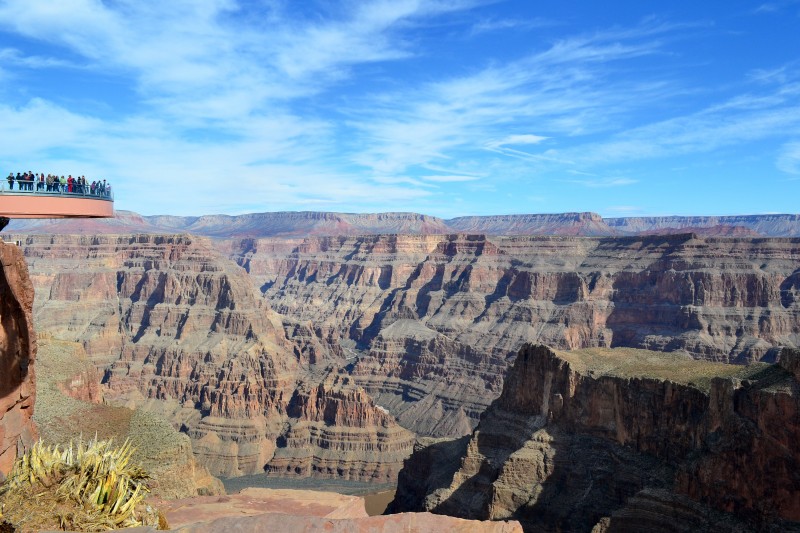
xmin=0 ymin=436 xmax=161 ymax=531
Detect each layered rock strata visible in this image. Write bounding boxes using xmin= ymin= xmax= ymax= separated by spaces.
xmin=265 ymin=375 xmax=415 ymax=481
xmin=0 ymin=240 xmax=37 ymax=479
xmin=446 ymin=212 xmax=614 ymax=236
xmin=11 ymin=232 xmax=800 ymax=477
xmin=605 ymin=214 xmax=800 ymax=237
xmin=391 ymin=344 xmax=800 ymax=531
xmin=14 ymin=234 xmax=412 ymax=480
xmin=231 ymin=233 xmax=800 ymax=436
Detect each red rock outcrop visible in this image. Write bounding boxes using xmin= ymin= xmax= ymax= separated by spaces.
xmin=391 ymin=344 xmax=800 ymax=531
xmin=0 ymin=240 xmax=37 ymax=480
xmin=171 ymin=511 xmax=524 ymax=532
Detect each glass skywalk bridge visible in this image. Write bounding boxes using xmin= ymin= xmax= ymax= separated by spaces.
xmin=0 ymin=184 xmax=114 ymax=219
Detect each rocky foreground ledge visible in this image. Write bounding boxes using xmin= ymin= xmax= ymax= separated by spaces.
xmin=391 ymin=344 xmax=800 ymax=532
xmin=109 ymin=487 xmax=522 ymax=532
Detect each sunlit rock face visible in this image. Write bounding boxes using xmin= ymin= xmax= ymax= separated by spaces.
xmin=14 ymin=233 xmax=412 ymax=480
xmin=0 ymin=241 xmax=37 ymax=479
xmin=229 ymin=233 xmax=800 ymax=436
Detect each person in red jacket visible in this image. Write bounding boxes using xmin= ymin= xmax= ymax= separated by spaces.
xmin=67 ymin=175 xmax=74 ymax=193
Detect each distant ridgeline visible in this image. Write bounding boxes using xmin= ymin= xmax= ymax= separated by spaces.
xmin=6 ymin=210 xmax=800 ymax=237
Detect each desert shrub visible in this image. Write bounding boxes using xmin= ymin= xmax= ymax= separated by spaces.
xmin=0 ymin=437 xmax=163 ymax=531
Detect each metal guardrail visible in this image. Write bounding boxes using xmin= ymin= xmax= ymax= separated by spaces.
xmin=0 ymin=182 xmax=114 ymax=201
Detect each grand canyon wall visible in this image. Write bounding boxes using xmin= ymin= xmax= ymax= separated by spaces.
xmin=13 ymin=233 xmax=413 ymax=480
xmin=228 ymin=233 xmax=800 ymax=436
xmin=0 ymin=241 xmax=37 ymax=479
xmin=391 ymin=344 xmax=800 ymax=532
xmin=8 ymin=229 xmax=800 ymax=480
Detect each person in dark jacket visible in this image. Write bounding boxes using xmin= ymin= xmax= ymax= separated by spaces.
xmin=6 ymin=173 xmax=13 ymax=190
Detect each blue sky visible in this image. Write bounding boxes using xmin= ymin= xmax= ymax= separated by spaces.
xmin=0 ymin=1 xmax=799 ymax=217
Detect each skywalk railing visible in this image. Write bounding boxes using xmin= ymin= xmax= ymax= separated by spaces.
xmin=0 ymin=182 xmax=114 ymax=202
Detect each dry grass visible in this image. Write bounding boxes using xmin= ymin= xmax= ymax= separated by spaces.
xmin=554 ymin=347 xmax=770 ymax=392
xmin=0 ymin=437 xmax=164 ymax=532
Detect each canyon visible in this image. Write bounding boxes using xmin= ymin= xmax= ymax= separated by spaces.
xmin=2 ymin=209 xmax=799 ymax=530
xmin=0 ymin=234 xmax=523 ymax=532
xmin=229 ymin=232 xmax=800 ymax=437
xmin=8 ymin=229 xmax=800 ymax=461
xmin=13 ymin=233 xmax=414 ymax=481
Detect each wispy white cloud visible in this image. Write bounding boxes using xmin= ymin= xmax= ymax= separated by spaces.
xmin=754 ymin=0 xmax=800 ymax=13
xmin=348 ymin=22 xmax=677 ymax=177
xmin=469 ymin=16 xmax=552 ymax=35
xmin=0 ymin=48 xmax=79 ymax=69
xmin=778 ymin=142 xmax=800 ymax=174
xmin=420 ymin=174 xmax=480 ymax=182
xmin=485 ymin=134 xmax=548 ymax=150
xmin=564 ymin=177 xmax=638 ymax=188
xmin=544 ymin=73 xmax=800 ymax=167
xmin=0 ymin=0 xmax=476 ymax=124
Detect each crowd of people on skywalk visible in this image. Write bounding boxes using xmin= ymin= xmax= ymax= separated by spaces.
xmin=5 ymin=171 xmax=111 ymax=197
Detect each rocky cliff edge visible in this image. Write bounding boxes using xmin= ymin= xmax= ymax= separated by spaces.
xmin=392 ymin=344 xmax=800 ymax=531
xmin=0 ymin=240 xmax=37 ymax=480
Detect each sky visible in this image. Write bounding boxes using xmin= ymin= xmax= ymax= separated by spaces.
xmin=0 ymin=1 xmax=799 ymax=218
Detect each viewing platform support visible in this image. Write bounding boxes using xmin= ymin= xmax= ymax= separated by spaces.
xmin=0 ymin=187 xmax=114 ymax=219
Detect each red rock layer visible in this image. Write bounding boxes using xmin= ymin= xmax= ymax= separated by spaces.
xmin=0 ymin=241 xmax=37 ymax=479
